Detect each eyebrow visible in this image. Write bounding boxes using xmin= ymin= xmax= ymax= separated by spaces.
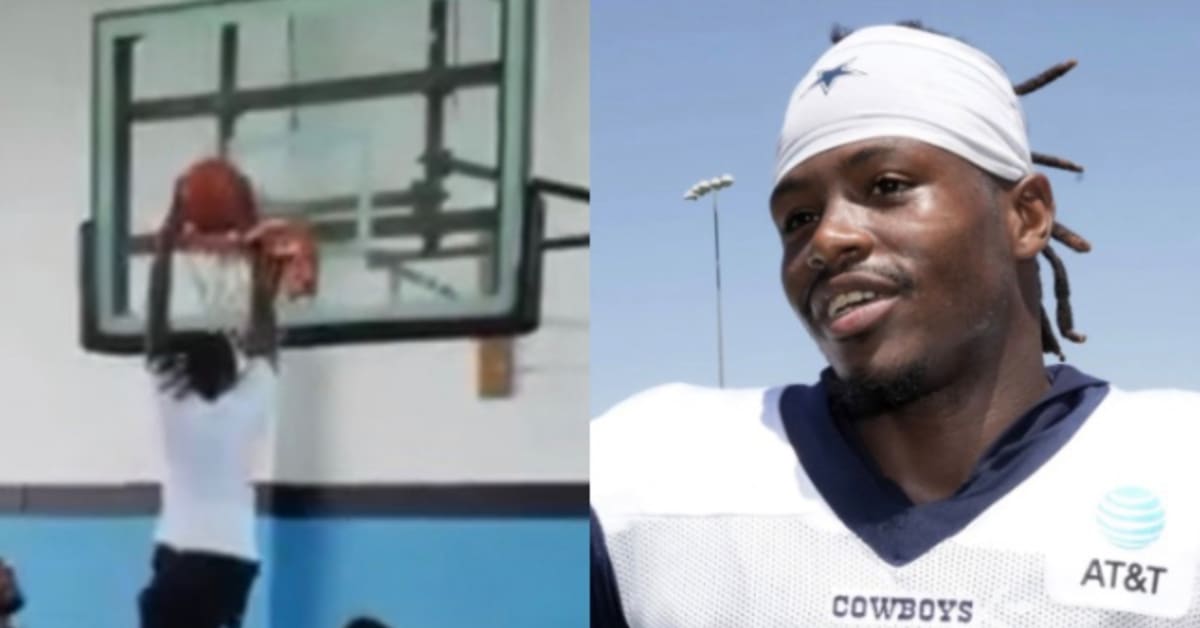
xmin=770 ymin=143 xmax=901 ymax=206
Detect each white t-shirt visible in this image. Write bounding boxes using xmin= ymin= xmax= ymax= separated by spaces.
xmin=150 ymin=357 xmax=275 ymax=560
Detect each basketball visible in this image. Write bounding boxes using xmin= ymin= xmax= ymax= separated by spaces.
xmin=176 ymin=158 xmax=258 ymax=233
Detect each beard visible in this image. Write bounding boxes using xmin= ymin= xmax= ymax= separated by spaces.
xmin=822 ymin=360 xmax=931 ymax=422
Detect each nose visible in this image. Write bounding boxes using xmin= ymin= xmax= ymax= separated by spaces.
xmin=808 ymin=198 xmax=873 ymax=272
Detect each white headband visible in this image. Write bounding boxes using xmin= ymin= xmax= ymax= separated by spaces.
xmin=774 ymin=25 xmax=1033 ymax=185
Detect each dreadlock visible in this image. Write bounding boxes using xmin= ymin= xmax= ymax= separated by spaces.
xmin=830 ymin=21 xmax=1089 ymax=361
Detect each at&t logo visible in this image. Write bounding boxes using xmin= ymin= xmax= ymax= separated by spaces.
xmin=1080 ymin=486 xmax=1169 ymax=595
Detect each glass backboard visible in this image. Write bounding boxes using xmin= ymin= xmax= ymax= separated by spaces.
xmin=82 ymin=0 xmax=539 ymax=354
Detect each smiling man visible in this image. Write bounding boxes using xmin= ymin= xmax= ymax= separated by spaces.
xmin=591 ymin=23 xmax=1200 ymax=627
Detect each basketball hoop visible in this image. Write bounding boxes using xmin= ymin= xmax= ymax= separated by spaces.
xmin=176 ymin=219 xmax=319 ymax=335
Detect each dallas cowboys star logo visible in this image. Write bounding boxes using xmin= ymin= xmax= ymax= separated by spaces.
xmin=807 ymin=59 xmax=865 ymax=95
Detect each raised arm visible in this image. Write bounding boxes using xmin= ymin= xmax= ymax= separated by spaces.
xmin=241 ymin=233 xmax=281 ymax=368
xmin=146 ymin=189 xmax=186 ymax=362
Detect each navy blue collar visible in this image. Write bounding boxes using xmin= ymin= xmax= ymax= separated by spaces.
xmin=778 ymin=364 xmax=1109 ymax=566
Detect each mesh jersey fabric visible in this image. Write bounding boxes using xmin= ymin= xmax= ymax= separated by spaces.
xmin=591 ymin=382 xmax=1200 ymax=627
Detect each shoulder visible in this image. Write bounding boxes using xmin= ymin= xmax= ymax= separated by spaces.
xmin=241 ymin=356 xmax=277 ymax=383
xmin=1076 ymin=386 xmax=1200 ymax=474
xmin=591 ymin=383 xmax=802 ymax=522
xmin=218 ymin=356 xmax=278 ymax=409
xmin=591 ymin=384 xmax=701 ymax=435
xmin=591 ymin=383 xmax=782 ymax=443
xmin=1106 ymin=385 xmax=1200 ymax=406
xmin=591 ymin=383 xmax=786 ymax=469
xmin=1095 ymin=386 xmax=1200 ymax=434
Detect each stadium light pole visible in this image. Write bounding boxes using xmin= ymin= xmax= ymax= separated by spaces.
xmin=684 ymin=174 xmax=734 ymax=388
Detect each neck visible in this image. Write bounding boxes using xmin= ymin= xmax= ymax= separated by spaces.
xmin=842 ymin=333 xmax=1050 ymax=505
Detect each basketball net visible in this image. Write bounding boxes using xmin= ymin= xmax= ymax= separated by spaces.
xmin=180 ymin=247 xmax=254 ymax=336
xmin=176 ymin=219 xmax=319 ymax=338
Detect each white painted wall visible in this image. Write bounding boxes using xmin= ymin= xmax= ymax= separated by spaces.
xmin=0 ymin=0 xmax=588 ymax=484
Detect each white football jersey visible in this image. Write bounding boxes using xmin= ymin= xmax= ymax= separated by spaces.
xmin=151 ymin=357 xmax=275 ymax=560
xmin=591 ymin=369 xmax=1200 ymax=627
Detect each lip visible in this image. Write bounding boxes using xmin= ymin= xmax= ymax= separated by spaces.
xmin=808 ymin=272 xmax=903 ymax=338
xmin=826 ymin=295 xmax=899 ymax=339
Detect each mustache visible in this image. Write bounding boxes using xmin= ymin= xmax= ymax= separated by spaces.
xmin=811 ymin=262 xmax=916 ymax=295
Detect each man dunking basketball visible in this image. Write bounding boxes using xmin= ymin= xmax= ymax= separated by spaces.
xmin=137 ymin=178 xmax=283 ymax=628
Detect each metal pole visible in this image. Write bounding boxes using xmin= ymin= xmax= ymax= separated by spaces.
xmin=712 ymin=191 xmax=725 ymax=388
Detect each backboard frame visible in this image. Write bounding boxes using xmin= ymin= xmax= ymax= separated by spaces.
xmin=80 ymin=0 xmax=543 ymax=355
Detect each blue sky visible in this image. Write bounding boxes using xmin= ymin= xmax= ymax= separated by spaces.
xmin=591 ymin=1 xmax=1200 ymax=415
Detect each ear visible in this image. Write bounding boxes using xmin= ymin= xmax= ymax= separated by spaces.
xmin=1006 ymin=173 xmax=1055 ymax=260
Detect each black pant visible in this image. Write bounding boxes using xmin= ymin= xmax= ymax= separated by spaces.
xmin=139 ymin=544 xmax=259 ymax=628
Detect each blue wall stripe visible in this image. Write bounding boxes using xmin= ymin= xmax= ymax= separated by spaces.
xmin=0 ymin=515 xmax=587 ymax=628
